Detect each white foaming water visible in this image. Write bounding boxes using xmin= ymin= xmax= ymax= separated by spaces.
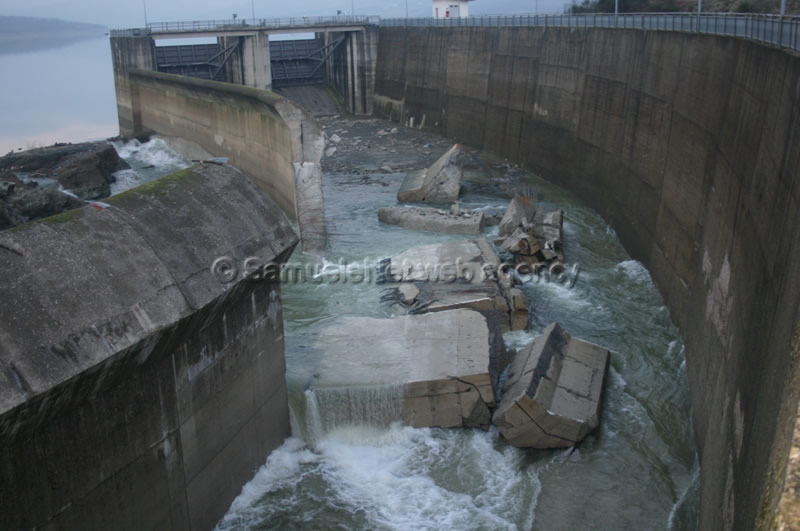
xmin=112 ymin=136 xmax=187 ymax=167
xmin=296 ymin=385 xmax=406 ymax=444
xmin=311 ymin=257 xmax=380 ymax=280
xmin=219 ymin=425 xmax=542 ymax=531
xmin=503 ymin=329 xmax=537 ymax=351
xmin=110 ymin=136 xmax=190 ymax=195
xmin=525 ymin=273 xmax=593 ymax=311
xmin=216 ymin=437 xmax=320 ymax=529
xmin=617 ymin=259 xmax=654 ymax=285
xmin=667 ymin=464 xmax=700 ymax=530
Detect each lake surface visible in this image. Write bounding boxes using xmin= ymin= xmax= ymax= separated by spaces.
xmin=0 ymin=36 xmax=118 ymax=154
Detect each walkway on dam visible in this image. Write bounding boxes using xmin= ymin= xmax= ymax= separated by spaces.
xmin=111 ymin=12 xmax=800 ymax=52
xmin=383 ymin=12 xmax=800 ymax=50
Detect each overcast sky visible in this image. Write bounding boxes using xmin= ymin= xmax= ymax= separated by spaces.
xmin=0 ymin=0 xmax=572 ymax=29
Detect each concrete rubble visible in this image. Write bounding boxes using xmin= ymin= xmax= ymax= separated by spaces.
xmin=379 ymin=237 xmax=528 ymax=333
xmin=311 ymin=309 xmax=505 ymax=430
xmin=493 ymin=322 xmax=610 ymax=448
xmin=378 ymin=205 xmax=485 ymax=235
xmin=397 ymin=144 xmax=462 ymax=203
xmin=496 ymin=193 xmax=566 ymax=274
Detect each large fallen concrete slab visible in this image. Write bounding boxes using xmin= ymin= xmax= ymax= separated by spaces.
xmin=311 ymin=309 xmax=506 ymax=430
xmin=379 ymin=237 xmax=528 ymax=332
xmin=378 ymin=237 xmax=500 ymax=284
xmin=493 ymin=322 xmax=610 ymax=448
xmin=378 ymin=205 xmax=485 ymax=235
xmin=397 ymin=144 xmax=462 ymax=203
xmin=498 ymin=194 xmax=537 ymax=237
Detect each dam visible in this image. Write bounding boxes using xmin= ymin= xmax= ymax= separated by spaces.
xmin=0 ymin=11 xmax=798 ymax=530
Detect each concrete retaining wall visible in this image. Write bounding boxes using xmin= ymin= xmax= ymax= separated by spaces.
xmin=0 ymin=164 xmax=298 ymax=529
xmin=374 ymin=26 xmax=800 ymax=530
xmin=324 ymin=28 xmax=379 ymax=115
xmin=125 ymin=69 xmax=326 ymax=252
xmin=110 ymin=35 xmax=157 ymax=136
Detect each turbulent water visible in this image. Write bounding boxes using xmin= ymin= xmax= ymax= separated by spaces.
xmin=217 ymin=166 xmax=700 ymax=529
xmin=110 ymin=137 xmax=190 ymax=195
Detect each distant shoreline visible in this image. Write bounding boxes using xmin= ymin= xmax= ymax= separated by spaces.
xmin=0 ymin=15 xmax=107 ymax=54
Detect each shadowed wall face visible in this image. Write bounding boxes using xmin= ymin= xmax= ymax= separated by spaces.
xmin=0 ymin=164 xmax=298 ymax=529
xmin=122 ymin=68 xmax=327 ymax=252
xmin=373 ymin=26 xmax=800 ymax=529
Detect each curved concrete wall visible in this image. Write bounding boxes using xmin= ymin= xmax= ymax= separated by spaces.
xmin=124 ymin=68 xmax=326 ymax=252
xmin=374 ymin=26 xmax=800 ymax=529
xmin=0 ymin=164 xmax=298 ymax=529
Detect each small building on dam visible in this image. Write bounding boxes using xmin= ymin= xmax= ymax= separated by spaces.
xmin=0 ymin=11 xmax=798 ymax=531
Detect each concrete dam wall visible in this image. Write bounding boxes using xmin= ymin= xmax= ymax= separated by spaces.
xmin=0 ymin=164 xmax=298 ymax=529
xmin=373 ymin=26 xmax=800 ymax=529
xmin=122 ymin=68 xmax=326 ymax=252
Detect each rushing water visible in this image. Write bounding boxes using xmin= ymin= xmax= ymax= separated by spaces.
xmin=218 ymin=162 xmax=700 ymax=529
xmin=110 ymin=137 xmax=190 ymax=195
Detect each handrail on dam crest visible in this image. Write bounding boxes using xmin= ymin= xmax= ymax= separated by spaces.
xmin=382 ymin=12 xmax=800 ymax=51
xmin=112 ymin=12 xmax=800 ymax=52
xmin=111 ymin=15 xmax=379 ymax=35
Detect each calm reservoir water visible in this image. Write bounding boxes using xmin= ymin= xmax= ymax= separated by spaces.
xmin=0 ymin=36 xmax=117 ymax=154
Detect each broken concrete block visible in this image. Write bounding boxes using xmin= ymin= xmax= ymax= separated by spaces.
xmin=533 ymin=209 xmax=563 ymax=246
xmin=498 ymin=194 xmax=537 ymax=237
xmin=500 ymin=227 xmax=542 ymax=256
xmin=397 ymin=283 xmax=420 ymax=305
xmin=378 ymin=206 xmax=485 ymax=235
xmin=493 ymin=322 xmax=610 ymax=448
xmin=504 ymin=287 xmax=529 ymax=331
xmin=378 ymin=237 xmax=500 ymax=284
xmin=484 ymin=214 xmax=503 ymax=227
xmin=397 ymin=144 xmax=462 ymax=203
xmin=412 ymin=280 xmax=513 ymax=335
xmin=378 ymin=238 xmax=528 ymax=334
xmin=312 ymin=309 xmax=506 ymax=430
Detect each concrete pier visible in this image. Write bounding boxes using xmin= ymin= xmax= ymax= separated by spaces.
xmin=0 ymin=164 xmax=298 ymax=529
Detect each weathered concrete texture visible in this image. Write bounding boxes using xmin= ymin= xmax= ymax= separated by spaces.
xmin=110 ymin=35 xmax=157 ymax=136
xmin=498 ymin=194 xmax=536 ymax=237
xmin=324 ymin=27 xmax=379 ymax=115
xmin=397 ymin=144 xmax=462 ymax=203
xmin=313 ymin=309 xmax=504 ymax=430
xmin=0 ymin=164 xmax=298 ymax=530
xmin=375 ymin=26 xmax=800 ymax=528
xmin=495 ymin=193 xmax=565 ymax=270
xmin=494 ymin=323 xmax=610 ymax=448
xmin=274 ymin=98 xmax=328 ymax=253
xmin=378 ymin=205 xmax=485 ymax=234
xmin=122 ymin=69 xmax=326 ymax=252
xmin=381 ymin=238 xmax=528 ymax=332
xmin=379 ymin=237 xmax=500 ymax=284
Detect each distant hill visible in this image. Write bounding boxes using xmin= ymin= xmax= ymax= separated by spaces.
xmin=0 ymin=16 xmax=107 ymax=54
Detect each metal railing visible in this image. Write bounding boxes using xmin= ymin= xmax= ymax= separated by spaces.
xmin=380 ymin=13 xmax=800 ymax=51
xmin=112 ymin=13 xmax=800 ymax=51
xmin=142 ymin=15 xmax=378 ymax=34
